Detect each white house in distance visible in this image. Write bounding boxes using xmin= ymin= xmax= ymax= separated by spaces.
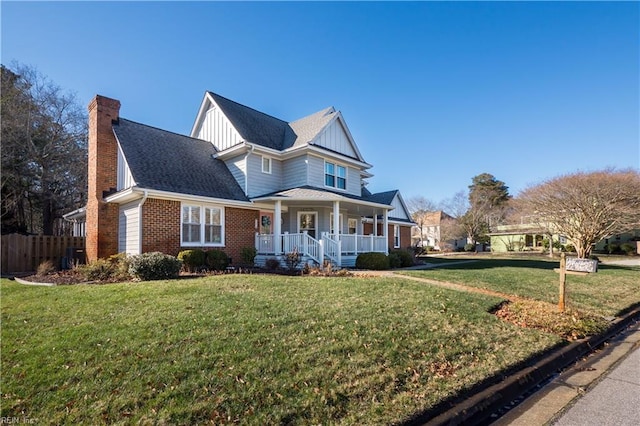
xmin=411 ymin=210 xmax=467 ymax=251
xmin=75 ymin=91 xmax=415 ymax=268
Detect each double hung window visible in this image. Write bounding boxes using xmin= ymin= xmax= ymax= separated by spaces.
xmin=181 ymin=204 xmax=224 ymax=246
xmin=325 ymin=161 xmax=346 ymax=190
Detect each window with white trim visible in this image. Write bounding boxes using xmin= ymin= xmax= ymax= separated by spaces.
xmin=348 ymin=218 xmax=357 ymax=234
xmin=262 ymin=156 xmax=272 ymax=174
xmin=393 ymin=224 xmax=400 ymax=248
xmin=181 ymin=204 xmax=224 ymax=246
xmin=325 ymin=161 xmax=346 ymax=190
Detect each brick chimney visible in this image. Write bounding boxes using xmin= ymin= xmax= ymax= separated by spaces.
xmin=86 ymin=95 xmax=121 ymax=262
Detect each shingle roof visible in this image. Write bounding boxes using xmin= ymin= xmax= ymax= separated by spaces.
xmin=209 ymin=92 xmax=341 ymax=152
xmin=252 ymin=185 xmax=390 ymax=205
xmin=113 ymin=118 xmax=249 ymax=202
xmin=208 ymin=92 xmax=296 ymax=150
xmin=362 ymin=189 xmax=399 ymax=205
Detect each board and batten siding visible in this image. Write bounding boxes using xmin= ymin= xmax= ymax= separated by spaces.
xmin=247 ymin=153 xmax=283 ymax=197
xmin=117 ymin=144 xmax=135 ymax=191
xmin=195 ymin=106 xmax=243 ymax=151
xmin=313 ymin=119 xmax=358 ymax=159
xmin=118 ymin=201 xmax=140 ymax=255
xmin=390 ymin=195 xmax=409 ymax=220
xmin=225 ymin=154 xmax=247 ymax=195
xmin=282 ymin=155 xmax=308 ymax=188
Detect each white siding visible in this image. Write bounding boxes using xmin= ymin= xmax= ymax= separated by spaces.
xmin=117 ymin=144 xmax=135 ymax=190
xmin=282 ymin=155 xmax=308 ymax=188
xmin=314 ymin=119 xmax=358 ymax=158
xmin=247 ymin=153 xmax=282 ymax=197
xmin=118 ymin=201 xmax=140 ymax=255
xmin=225 ymin=154 xmax=247 ymax=195
xmin=196 ymin=106 xmax=243 ymax=151
xmin=390 ymin=194 xmax=409 ymax=220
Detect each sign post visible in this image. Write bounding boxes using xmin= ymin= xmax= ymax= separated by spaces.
xmin=558 ymin=253 xmax=566 ymax=312
xmin=554 ymin=253 xmax=594 ymax=313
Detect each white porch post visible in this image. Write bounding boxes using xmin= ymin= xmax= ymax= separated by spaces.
xmin=383 ymin=208 xmax=389 ymax=254
xmin=373 ymin=210 xmax=378 ymax=236
xmin=274 ymin=200 xmax=282 ymax=254
xmin=333 ymin=201 xmax=340 ymax=239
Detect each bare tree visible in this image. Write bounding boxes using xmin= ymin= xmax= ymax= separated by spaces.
xmin=407 ymin=196 xmax=437 ymax=247
xmin=518 ymin=169 xmax=640 ymax=258
xmin=1 ymin=63 xmax=87 ymax=235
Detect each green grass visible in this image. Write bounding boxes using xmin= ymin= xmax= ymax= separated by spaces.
xmin=402 ymin=258 xmax=640 ymax=316
xmin=1 ymin=275 xmax=561 ymax=425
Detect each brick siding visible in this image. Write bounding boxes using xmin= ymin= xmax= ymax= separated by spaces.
xmin=86 ymin=96 xmax=120 ymax=261
xmin=362 ymin=222 xmax=413 ymax=251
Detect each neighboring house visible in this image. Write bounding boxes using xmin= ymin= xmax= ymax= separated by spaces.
xmin=489 ymin=223 xmax=640 ymax=254
xmin=411 ymin=211 xmax=466 ymax=251
xmin=78 ymin=93 xmax=415 ymax=268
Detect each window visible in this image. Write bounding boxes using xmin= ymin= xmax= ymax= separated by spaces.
xmin=325 ymin=161 xmax=346 ymax=190
xmin=348 ymin=218 xmax=357 ymax=234
xmin=262 ymin=156 xmax=272 ymax=174
xmin=394 ymin=225 xmax=400 ymax=248
xmin=181 ymin=204 xmax=224 ymax=246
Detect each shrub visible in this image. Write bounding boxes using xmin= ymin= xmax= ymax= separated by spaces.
xmin=36 ymin=260 xmax=56 ymax=276
xmin=81 ymin=254 xmax=131 ymax=282
xmin=241 ymin=246 xmax=257 ymax=266
xmin=464 ymin=243 xmax=475 ymax=252
xmin=264 ymin=257 xmax=280 ymax=271
xmin=355 ymin=252 xmax=389 ymax=270
xmin=285 ymin=249 xmax=302 ymax=271
xmin=177 ymin=249 xmax=206 ymax=272
xmin=564 ymin=244 xmax=576 ymax=253
xmin=388 ymin=252 xmax=402 ymax=269
xmin=620 ymin=243 xmax=636 ymax=255
xmin=390 ymin=249 xmax=414 ymax=267
xmin=205 ymin=249 xmax=229 ymax=271
xmin=128 ymin=252 xmax=181 ymax=281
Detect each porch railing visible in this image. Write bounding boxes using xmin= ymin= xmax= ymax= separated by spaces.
xmin=256 ymin=233 xmax=386 ymax=260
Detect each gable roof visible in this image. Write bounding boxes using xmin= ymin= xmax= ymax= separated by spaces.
xmin=113 ymin=118 xmax=249 ymax=202
xmin=207 ymin=92 xmax=295 ymax=151
xmin=194 ymin=92 xmax=365 ymax=162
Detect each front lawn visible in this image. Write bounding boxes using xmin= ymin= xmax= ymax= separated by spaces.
xmin=402 ymin=258 xmax=640 ymax=317
xmin=1 ymin=275 xmax=561 ymax=425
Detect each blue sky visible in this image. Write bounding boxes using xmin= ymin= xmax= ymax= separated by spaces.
xmin=2 ymin=1 xmax=638 ymax=204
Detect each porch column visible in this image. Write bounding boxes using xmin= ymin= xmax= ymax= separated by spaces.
xmin=333 ymin=201 xmax=340 ymax=240
xmin=383 ymin=208 xmax=389 ymax=254
xmin=274 ymin=200 xmax=282 ymax=254
xmin=373 ymin=210 xmax=378 ymax=236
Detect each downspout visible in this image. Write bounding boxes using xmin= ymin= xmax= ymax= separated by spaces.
xmin=138 ymin=190 xmax=148 ymax=254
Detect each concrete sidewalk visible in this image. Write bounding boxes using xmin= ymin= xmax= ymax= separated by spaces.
xmin=495 ymin=322 xmax=640 ymax=425
xmin=553 ymin=344 xmax=640 ymax=425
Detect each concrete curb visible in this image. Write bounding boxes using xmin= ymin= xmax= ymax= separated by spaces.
xmin=402 ymin=305 xmax=640 ymax=426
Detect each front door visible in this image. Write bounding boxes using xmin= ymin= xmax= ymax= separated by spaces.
xmin=259 ymin=212 xmax=273 ymax=234
xmin=298 ymin=212 xmax=317 ymax=239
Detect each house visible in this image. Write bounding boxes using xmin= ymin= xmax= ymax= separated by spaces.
xmin=488 ymin=223 xmax=640 ymax=254
xmin=411 ymin=210 xmax=466 ymax=251
xmin=81 ymin=93 xmax=415 ymax=268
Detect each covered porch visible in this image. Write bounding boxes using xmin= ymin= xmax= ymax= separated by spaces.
xmin=251 ymin=188 xmax=392 ymax=268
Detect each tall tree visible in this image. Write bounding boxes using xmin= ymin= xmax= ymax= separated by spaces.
xmin=463 ymin=173 xmax=511 ymax=245
xmin=518 ymin=169 xmax=640 ymax=258
xmin=1 ymin=63 xmax=87 ymax=235
xmin=407 ymin=196 xmax=437 ymax=247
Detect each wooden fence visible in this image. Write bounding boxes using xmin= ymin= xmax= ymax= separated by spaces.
xmin=1 ymin=234 xmax=86 ymax=274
